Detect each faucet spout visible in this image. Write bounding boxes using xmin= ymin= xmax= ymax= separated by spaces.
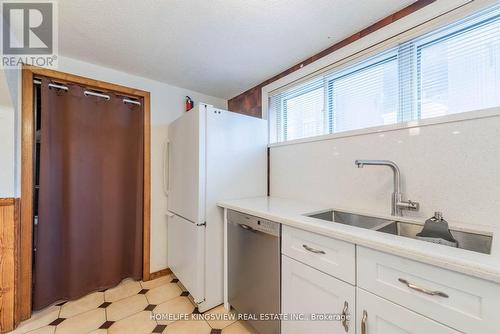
xmin=354 ymin=160 xmax=417 ymax=216
xmin=355 ymin=160 xmax=401 ymax=194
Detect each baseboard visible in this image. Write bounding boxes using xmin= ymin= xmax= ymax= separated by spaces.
xmin=149 ymin=268 xmax=172 ymax=281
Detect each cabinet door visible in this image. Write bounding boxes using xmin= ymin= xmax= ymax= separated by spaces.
xmin=356 ymin=289 xmax=459 ymax=334
xmin=282 ymin=255 xmax=355 ymax=334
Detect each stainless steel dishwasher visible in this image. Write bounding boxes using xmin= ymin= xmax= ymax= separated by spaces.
xmin=228 ymin=210 xmax=280 ymax=334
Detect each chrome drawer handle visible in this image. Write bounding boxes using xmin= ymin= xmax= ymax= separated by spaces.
xmin=302 ymin=244 xmax=326 ymax=254
xmin=398 ymin=278 xmax=449 ymax=298
xmin=341 ymin=301 xmax=349 ymax=332
xmin=361 ymin=310 xmax=367 ymax=334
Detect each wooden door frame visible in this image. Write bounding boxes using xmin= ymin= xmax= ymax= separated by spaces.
xmin=18 ymin=65 xmax=151 ymax=321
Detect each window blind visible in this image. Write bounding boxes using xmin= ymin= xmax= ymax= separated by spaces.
xmin=268 ymin=3 xmax=500 ymax=144
xmin=416 ymin=8 xmax=500 ymax=119
xmin=326 ymin=53 xmax=399 ymax=133
xmin=269 ymin=78 xmax=325 ymax=142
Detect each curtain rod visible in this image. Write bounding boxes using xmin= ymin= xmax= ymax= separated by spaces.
xmin=48 ymin=83 xmax=69 ymax=91
xmin=84 ymin=90 xmax=110 ymax=100
xmin=122 ymin=98 xmax=141 ymax=106
xmin=33 ymin=78 xmax=142 ymax=106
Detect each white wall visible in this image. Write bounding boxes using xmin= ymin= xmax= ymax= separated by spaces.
xmin=2 ymin=57 xmax=227 ymax=272
xmin=0 ymin=69 xmax=21 ymax=198
xmin=0 ymin=105 xmax=15 ymax=196
xmin=0 ymin=81 xmax=15 ymax=198
xmin=0 ymin=70 xmax=16 ymax=197
xmin=270 ymin=112 xmax=500 ymax=228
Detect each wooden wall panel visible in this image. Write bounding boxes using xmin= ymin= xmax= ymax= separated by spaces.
xmin=0 ymin=198 xmax=19 ymax=333
xmin=227 ymin=0 xmax=436 ymax=118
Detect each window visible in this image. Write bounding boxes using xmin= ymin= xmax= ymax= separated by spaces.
xmin=417 ymin=14 xmax=500 ymax=118
xmin=327 ymin=52 xmax=399 ymax=133
xmin=270 ymin=79 xmax=326 ymax=142
xmin=283 ymin=80 xmax=325 ymax=141
xmin=269 ymin=3 xmax=500 ymax=143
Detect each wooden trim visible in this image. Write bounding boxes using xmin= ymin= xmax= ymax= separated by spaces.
xmin=142 ymin=92 xmax=151 ymax=282
xmin=13 ymin=199 xmax=21 ymax=328
xmin=19 ymin=65 xmax=152 ymax=322
xmin=0 ymin=198 xmax=19 ymax=333
xmin=19 ymin=68 xmax=34 ymax=321
xmin=0 ymin=199 xmax=15 ymax=206
xmin=22 ymin=65 xmax=149 ymax=98
xmin=227 ymin=0 xmax=436 ymax=118
xmin=149 ymin=268 xmax=172 ymax=281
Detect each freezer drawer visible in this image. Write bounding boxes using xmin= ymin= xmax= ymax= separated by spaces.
xmin=167 ymin=213 xmax=205 ymax=303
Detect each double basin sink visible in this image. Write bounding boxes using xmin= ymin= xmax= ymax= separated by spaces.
xmin=306 ymin=210 xmax=492 ymax=255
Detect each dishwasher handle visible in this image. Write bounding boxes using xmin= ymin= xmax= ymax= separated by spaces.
xmin=239 ymin=224 xmax=256 ymax=232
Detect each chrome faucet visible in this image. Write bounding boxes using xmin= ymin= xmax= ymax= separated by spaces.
xmin=355 ymin=160 xmax=419 ymax=216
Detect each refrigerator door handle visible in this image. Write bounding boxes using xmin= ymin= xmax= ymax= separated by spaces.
xmin=163 ymin=139 xmax=170 ymax=196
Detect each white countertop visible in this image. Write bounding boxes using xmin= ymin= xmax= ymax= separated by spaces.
xmin=218 ymin=196 xmax=500 ymax=284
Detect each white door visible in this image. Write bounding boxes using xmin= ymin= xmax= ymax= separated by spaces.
xmin=281 ymin=255 xmax=355 ymax=334
xmin=167 ymin=213 xmax=205 ymax=303
xmin=167 ymin=106 xmax=205 ymax=224
xmin=356 ymin=289 xmax=459 ymax=334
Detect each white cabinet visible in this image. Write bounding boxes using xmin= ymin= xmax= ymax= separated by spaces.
xmin=357 ymin=246 xmax=500 ymax=333
xmin=266 ymin=214 xmax=500 ymax=334
xmin=281 ymin=255 xmax=355 ymax=334
xmin=282 ymin=226 xmax=356 ymax=284
xmin=356 ymin=289 xmax=459 ymax=334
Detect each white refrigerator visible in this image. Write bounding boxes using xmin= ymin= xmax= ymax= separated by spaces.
xmin=166 ymin=103 xmax=267 ymax=312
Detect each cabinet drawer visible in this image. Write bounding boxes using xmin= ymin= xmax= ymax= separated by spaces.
xmin=357 ymin=246 xmax=500 ymax=333
xmin=282 ymin=226 xmax=355 ymax=284
xmin=282 ymin=255 xmax=355 ymax=334
xmin=356 ymin=288 xmax=459 ymax=334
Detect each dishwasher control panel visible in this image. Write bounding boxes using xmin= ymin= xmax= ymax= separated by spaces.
xmin=227 ymin=210 xmax=280 ymax=237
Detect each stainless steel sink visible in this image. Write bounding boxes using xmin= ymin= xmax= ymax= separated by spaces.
xmin=306 ymin=210 xmax=493 ymax=254
xmin=307 ymin=210 xmax=394 ymax=230
xmin=377 ymin=221 xmax=492 ymax=255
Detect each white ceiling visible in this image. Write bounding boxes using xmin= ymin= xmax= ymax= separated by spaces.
xmin=59 ymin=0 xmax=416 ymax=99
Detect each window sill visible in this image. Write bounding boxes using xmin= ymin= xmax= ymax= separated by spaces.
xmin=268 ymin=106 xmax=500 ymax=148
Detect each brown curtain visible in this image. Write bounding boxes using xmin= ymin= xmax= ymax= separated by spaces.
xmin=33 ymin=77 xmax=144 ymax=310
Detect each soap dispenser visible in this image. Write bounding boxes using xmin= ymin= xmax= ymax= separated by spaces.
xmin=416 ymin=212 xmax=458 ymax=247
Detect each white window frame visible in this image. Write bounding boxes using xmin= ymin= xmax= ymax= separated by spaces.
xmin=263 ymin=0 xmax=500 ymax=147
